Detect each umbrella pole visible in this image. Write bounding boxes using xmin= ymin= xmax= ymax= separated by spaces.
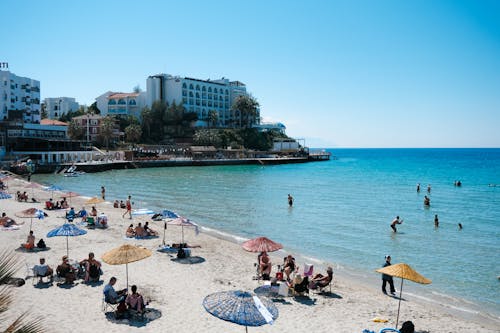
xmin=126 ymin=262 xmax=129 ymax=290
xmin=29 ymin=217 xmax=33 ymax=231
xmin=66 ymin=236 xmax=69 ymax=258
xmin=396 ymin=278 xmax=404 ymax=329
xmin=163 ymin=222 xmax=166 ymax=245
xmin=182 ymin=226 xmax=184 ymax=244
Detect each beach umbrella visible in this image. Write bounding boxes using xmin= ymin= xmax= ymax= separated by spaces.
xmin=101 ymin=244 xmax=152 ymax=289
xmin=203 ymin=290 xmax=278 ymax=332
xmin=47 ymin=223 xmax=87 ymax=258
xmin=161 ymin=209 xmax=180 ymax=219
xmin=376 ymin=263 xmax=432 ymax=328
xmin=44 ymin=184 xmax=63 ymax=199
xmin=85 ymin=196 xmax=105 ymax=205
xmin=15 ymin=207 xmax=45 ymax=231
xmin=242 ymin=237 xmax=283 ymax=253
xmin=61 ymin=191 xmax=79 ymax=205
xmin=165 ymin=217 xmax=199 ymax=244
xmin=24 ymin=182 xmax=42 ymax=199
xmin=0 ymin=191 xmax=12 ymax=199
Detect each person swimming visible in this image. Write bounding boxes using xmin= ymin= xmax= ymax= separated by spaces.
xmin=424 ymin=196 xmax=430 ymax=206
xmin=458 ymin=223 xmax=463 ymax=230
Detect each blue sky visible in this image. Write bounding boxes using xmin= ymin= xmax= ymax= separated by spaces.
xmin=2 ymin=0 xmax=499 ymax=147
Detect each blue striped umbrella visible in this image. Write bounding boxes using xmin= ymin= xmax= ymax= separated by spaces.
xmin=0 ymin=191 xmax=12 ymax=199
xmin=47 ymin=223 xmax=87 ymax=257
xmin=203 ymin=290 xmax=278 ymax=332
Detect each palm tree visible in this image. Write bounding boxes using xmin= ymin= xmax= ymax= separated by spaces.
xmin=0 ymin=249 xmax=45 ymax=332
xmin=208 ymin=110 xmax=218 ymax=129
xmin=99 ymin=116 xmax=116 ymax=150
xmin=140 ymin=107 xmax=153 ymax=140
xmin=125 ymin=124 xmax=142 ymax=143
xmin=231 ymin=95 xmax=259 ymax=129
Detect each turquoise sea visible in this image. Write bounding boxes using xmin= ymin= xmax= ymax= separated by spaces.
xmin=33 ymin=148 xmax=500 ymax=319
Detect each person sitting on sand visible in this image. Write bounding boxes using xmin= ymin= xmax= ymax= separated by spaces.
xmin=45 ymin=198 xmax=54 ymax=210
xmin=1 ymin=213 xmax=16 ymax=227
xmin=79 ymin=252 xmax=102 ymax=283
xmin=61 ymin=198 xmax=69 ymax=209
xmin=134 ymin=223 xmax=147 ymax=238
xmin=120 ymin=200 xmax=126 ymax=209
xmin=309 ymin=266 xmax=333 ymax=289
xmin=288 ymin=274 xmax=309 ymax=295
xmin=391 ymin=216 xmax=403 ymax=233
xmin=113 ymin=200 xmax=119 ymax=208
xmin=54 ymin=201 xmax=61 ymax=210
xmin=33 ymin=257 xmax=53 ymax=283
xmin=90 ymin=206 xmax=98 ymax=217
xmin=144 ymin=222 xmax=158 ymax=237
xmin=23 ymin=230 xmax=35 ymax=250
xmin=259 ymin=254 xmax=272 ymax=280
xmin=126 ymin=224 xmax=135 ymax=238
xmin=125 ymin=285 xmax=147 ymax=312
xmin=283 ymin=254 xmax=296 ymax=281
xmin=56 ymin=255 xmax=76 ymax=284
xmin=77 ymin=207 xmax=88 ymax=222
xmin=97 ymin=212 xmax=108 ymax=228
xmin=103 ymin=277 xmax=127 ymax=304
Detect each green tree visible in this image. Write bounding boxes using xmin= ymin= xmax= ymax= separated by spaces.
xmin=140 ymin=107 xmax=153 ymax=141
xmin=208 ymin=110 xmax=218 ymax=128
xmin=231 ymin=95 xmax=259 ymax=129
xmin=98 ymin=116 xmax=116 ymax=149
xmin=88 ymin=102 xmax=100 ymax=114
xmin=41 ymin=104 xmax=48 ymax=119
xmin=125 ymin=123 xmax=142 ymax=143
xmin=150 ymin=101 xmax=168 ymax=141
xmin=0 ymin=249 xmax=45 ymax=333
xmin=67 ymin=120 xmax=85 ymax=140
xmin=133 ymin=85 xmax=142 ymax=93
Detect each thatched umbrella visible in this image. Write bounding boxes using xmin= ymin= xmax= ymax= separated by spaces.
xmin=102 ymin=244 xmax=152 ymax=289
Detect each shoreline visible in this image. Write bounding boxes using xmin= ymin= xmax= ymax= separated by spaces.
xmin=1 ymin=175 xmax=499 ymax=332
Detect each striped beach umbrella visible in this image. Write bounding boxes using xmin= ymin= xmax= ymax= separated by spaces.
xmin=47 ymin=223 xmax=87 ymax=257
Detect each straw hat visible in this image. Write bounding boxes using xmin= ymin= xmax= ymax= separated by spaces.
xmin=293 ymin=274 xmax=303 ymax=285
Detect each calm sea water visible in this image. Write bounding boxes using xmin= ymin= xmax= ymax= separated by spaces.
xmin=33 ymin=148 xmax=500 ymax=317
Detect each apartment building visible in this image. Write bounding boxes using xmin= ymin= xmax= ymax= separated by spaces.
xmin=0 ymin=70 xmax=41 ymax=123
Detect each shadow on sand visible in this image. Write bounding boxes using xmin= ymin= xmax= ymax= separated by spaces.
xmin=104 ymin=308 xmax=162 ymax=327
xmin=171 ymin=256 xmax=205 ymax=265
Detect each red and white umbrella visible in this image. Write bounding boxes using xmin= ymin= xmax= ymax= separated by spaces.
xmin=242 ymin=237 xmax=283 ymax=253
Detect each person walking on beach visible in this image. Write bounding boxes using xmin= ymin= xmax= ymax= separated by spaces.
xmin=122 ymin=195 xmax=132 ymax=219
xmin=381 ymin=255 xmax=396 ymax=296
xmin=101 ymin=186 xmax=106 ymax=200
xmin=434 ymin=214 xmax=439 ymax=228
xmin=390 ymin=216 xmax=403 ymax=232
xmin=287 ymin=194 xmax=294 ymax=207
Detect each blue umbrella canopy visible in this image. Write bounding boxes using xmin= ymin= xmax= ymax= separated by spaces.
xmin=161 ymin=209 xmax=180 ymax=219
xmin=0 ymin=191 xmax=12 ymax=199
xmin=47 ymin=223 xmax=87 ymax=257
xmin=203 ymin=290 xmax=278 ymax=331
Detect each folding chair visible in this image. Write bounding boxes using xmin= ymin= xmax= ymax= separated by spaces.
xmin=102 ymin=294 xmax=118 ymax=312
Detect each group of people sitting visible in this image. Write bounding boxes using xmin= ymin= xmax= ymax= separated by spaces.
xmin=257 ymin=252 xmax=334 ymax=295
xmin=16 ymin=191 xmax=29 ymax=202
xmin=113 ymin=200 xmax=127 ymax=209
xmin=104 ymin=277 xmax=148 ymax=317
xmin=45 ymin=198 xmax=69 ymax=210
xmin=125 ymin=222 xmax=158 ymax=238
xmin=34 ymin=252 xmax=103 ymax=285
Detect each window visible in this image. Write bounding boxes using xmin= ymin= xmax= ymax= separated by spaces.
xmin=196 ymin=85 xmax=200 ymax=90
xmin=189 ymin=91 xmax=194 ymax=97
xmin=189 ymin=84 xmax=194 ymax=89
xmin=202 ymin=93 xmax=206 ymax=98
xmin=214 ymin=88 xmax=218 ymax=94
xmin=208 ymin=94 xmax=212 ymax=100
xmin=182 ymin=97 xmax=187 ymax=103
xmin=189 ymin=99 xmax=194 ymax=104
xmin=214 ymin=101 xmax=218 ymax=107
xmin=225 ymin=89 xmax=229 ymax=95
xmin=182 ymin=83 xmax=187 ymax=88
xmin=202 ymin=86 xmax=206 ymax=91
xmin=182 ymin=90 xmax=187 ymax=96
xmin=196 ymin=92 xmax=200 ymax=98
xmin=202 ymin=100 xmax=206 ymax=106
xmin=208 ymin=87 xmax=212 ymax=93
xmin=118 ymin=99 xmax=126 ymax=105
xmin=108 ymin=99 xmax=117 ymax=105
xmin=219 ymin=96 xmax=223 ymax=101
xmin=129 ymin=99 xmax=136 ymax=105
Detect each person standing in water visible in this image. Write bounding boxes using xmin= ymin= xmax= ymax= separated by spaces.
xmin=391 ymin=216 xmax=403 ymax=232
xmin=416 ymin=183 xmax=420 ymax=193
xmin=427 ymin=184 xmax=431 ymax=193
xmin=101 ymin=186 xmax=106 ymax=200
xmin=287 ymin=194 xmax=294 ymax=207
xmin=434 ymin=214 xmax=439 ymax=228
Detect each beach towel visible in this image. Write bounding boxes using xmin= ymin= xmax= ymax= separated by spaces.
xmin=1 ymin=225 xmax=20 ymax=231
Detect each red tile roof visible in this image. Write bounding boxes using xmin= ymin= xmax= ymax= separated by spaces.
xmin=40 ymin=119 xmax=68 ymax=126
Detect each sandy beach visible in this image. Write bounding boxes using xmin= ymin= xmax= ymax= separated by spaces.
xmin=1 ymin=175 xmax=498 ymax=333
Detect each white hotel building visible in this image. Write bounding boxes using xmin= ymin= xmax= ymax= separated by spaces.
xmin=96 ymin=91 xmax=147 ymax=119
xmin=146 ymin=74 xmax=256 ymax=127
xmin=0 ymin=70 xmax=41 ymax=123
xmin=44 ymin=97 xmax=80 ymax=119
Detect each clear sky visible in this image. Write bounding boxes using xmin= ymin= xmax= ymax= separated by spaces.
xmin=2 ymin=0 xmax=499 ymax=148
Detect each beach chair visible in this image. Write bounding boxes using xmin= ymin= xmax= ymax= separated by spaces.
xmin=102 ymin=294 xmax=118 ymax=313
xmin=303 ymin=263 xmax=314 ymax=277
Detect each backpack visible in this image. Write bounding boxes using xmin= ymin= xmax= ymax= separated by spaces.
xmin=37 ymin=239 xmax=46 ymax=249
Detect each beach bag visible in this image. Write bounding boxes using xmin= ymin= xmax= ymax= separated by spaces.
xmin=37 ymin=239 xmax=46 ymax=249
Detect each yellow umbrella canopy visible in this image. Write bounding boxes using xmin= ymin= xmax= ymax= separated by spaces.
xmin=85 ymin=197 xmax=105 ymax=205
xmin=376 ymin=263 xmax=431 ymax=328
xmin=102 ymin=244 xmax=152 ymax=289
xmin=376 ymin=263 xmax=431 ymax=284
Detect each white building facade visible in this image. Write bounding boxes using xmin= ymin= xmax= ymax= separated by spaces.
xmin=44 ymin=97 xmax=80 ymax=119
xmin=146 ymin=74 xmax=258 ymax=127
xmin=96 ymin=91 xmax=147 ymax=119
xmin=0 ymin=70 xmax=41 ymax=123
